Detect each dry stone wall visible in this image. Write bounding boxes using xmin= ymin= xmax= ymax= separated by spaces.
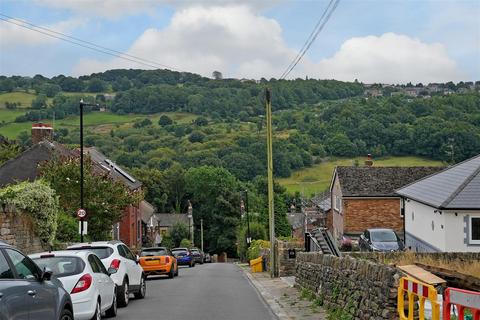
xmin=296 ymin=252 xmax=401 ymax=320
xmin=276 ymin=240 xmax=304 ymax=277
xmin=0 ymin=210 xmax=46 ymax=254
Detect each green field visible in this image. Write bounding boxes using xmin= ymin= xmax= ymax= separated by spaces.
xmin=0 ymin=92 xmax=37 ymax=108
xmin=0 ymin=111 xmax=200 ymax=139
xmin=277 ymin=156 xmax=445 ymax=196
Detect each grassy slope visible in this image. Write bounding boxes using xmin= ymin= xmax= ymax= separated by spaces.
xmin=0 ymin=92 xmax=37 ymax=108
xmin=277 ymin=156 xmax=445 ymax=196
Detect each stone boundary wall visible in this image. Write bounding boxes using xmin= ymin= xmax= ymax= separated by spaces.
xmin=349 ymin=251 xmax=480 ymax=264
xmin=276 ymin=240 xmax=304 ymax=277
xmin=296 ymin=252 xmax=401 ymax=320
xmin=0 ymin=210 xmax=46 ymax=254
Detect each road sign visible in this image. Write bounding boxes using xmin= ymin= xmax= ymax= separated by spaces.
xmin=77 ymin=208 xmax=86 ymax=219
xmin=78 ymin=221 xmax=87 ymax=235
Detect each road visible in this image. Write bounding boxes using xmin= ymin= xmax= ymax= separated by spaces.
xmin=115 ymin=263 xmax=276 ymax=320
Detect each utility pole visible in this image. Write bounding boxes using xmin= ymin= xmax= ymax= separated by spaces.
xmin=245 ymin=190 xmax=251 ymax=245
xmin=187 ymin=200 xmax=194 ymax=245
xmin=265 ymin=88 xmax=276 ymax=278
xmin=200 ymin=219 xmax=204 ymax=252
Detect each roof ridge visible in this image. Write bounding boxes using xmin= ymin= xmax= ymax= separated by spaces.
xmin=0 ymin=143 xmax=46 ymax=171
xmin=441 ymin=164 xmax=480 ymax=208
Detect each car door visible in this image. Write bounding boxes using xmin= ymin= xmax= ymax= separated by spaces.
xmin=87 ymin=254 xmax=104 ymax=305
xmin=91 ymin=254 xmax=114 ymax=311
xmin=120 ymin=245 xmax=141 ymax=286
xmin=4 ymin=248 xmax=57 ymax=320
xmin=0 ymin=249 xmax=28 ymax=320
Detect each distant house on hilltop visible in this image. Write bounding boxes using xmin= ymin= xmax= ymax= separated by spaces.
xmin=329 ymin=159 xmax=443 ymax=242
xmin=397 ymin=154 xmax=480 ymax=252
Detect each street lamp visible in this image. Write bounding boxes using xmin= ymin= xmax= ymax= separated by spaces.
xmin=187 ymin=200 xmax=193 ymax=244
xmin=78 ymin=99 xmax=98 ymax=242
xmin=241 ymin=191 xmax=251 ymax=245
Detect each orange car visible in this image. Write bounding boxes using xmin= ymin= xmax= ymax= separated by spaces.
xmin=139 ymin=247 xmax=178 ymax=279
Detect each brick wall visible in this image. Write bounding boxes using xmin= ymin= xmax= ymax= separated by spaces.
xmin=119 ymin=204 xmax=142 ymax=249
xmin=0 ymin=210 xmax=46 ymax=254
xmin=330 ymin=174 xmax=344 ymax=240
xmin=344 ymin=198 xmax=403 ymax=234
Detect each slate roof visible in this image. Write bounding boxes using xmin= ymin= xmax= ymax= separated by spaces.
xmin=154 ymin=213 xmax=190 ymax=227
xmin=396 ymin=154 xmax=480 ymax=209
xmin=0 ymin=141 xmax=74 ymax=187
xmin=334 ymin=166 xmax=444 ymax=197
xmin=86 ymin=147 xmax=142 ymax=191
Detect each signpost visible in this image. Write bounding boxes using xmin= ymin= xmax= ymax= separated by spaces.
xmin=77 ymin=208 xmax=86 ymax=238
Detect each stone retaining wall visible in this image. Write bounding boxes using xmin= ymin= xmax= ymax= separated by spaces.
xmin=296 ymin=252 xmax=401 ymax=320
xmin=349 ymin=251 xmax=480 ymax=264
xmin=0 ymin=210 xmax=46 ymax=254
xmin=276 ymin=240 xmax=304 ymax=277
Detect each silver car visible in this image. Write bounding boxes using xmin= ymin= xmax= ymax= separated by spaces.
xmin=0 ymin=241 xmax=74 ymax=320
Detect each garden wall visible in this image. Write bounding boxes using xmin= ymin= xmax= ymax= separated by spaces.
xmin=275 ymin=240 xmax=304 ymax=277
xmin=296 ymin=252 xmax=401 ymax=320
xmin=0 ymin=208 xmax=46 ymax=254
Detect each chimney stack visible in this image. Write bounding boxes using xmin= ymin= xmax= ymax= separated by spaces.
xmin=365 ymin=154 xmax=373 ymax=167
xmin=31 ymin=123 xmax=53 ymax=144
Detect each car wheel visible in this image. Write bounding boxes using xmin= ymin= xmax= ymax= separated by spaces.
xmin=59 ymin=308 xmax=73 ymax=320
xmin=134 ymin=276 xmax=146 ymax=299
xmin=175 ymin=264 xmax=178 ymax=277
xmin=90 ymin=300 xmax=101 ymax=320
xmin=189 ymin=261 xmax=194 ymax=268
xmin=168 ymin=266 xmax=175 ymax=278
xmin=117 ymin=279 xmax=129 ymax=307
xmin=105 ymin=291 xmax=117 ymax=318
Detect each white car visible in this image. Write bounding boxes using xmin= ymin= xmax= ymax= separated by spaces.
xmin=30 ymin=250 xmax=117 ymax=320
xmin=67 ymin=241 xmax=146 ymax=307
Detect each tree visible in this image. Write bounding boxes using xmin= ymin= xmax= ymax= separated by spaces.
xmin=170 ymin=223 xmax=189 ymax=247
xmin=0 ymin=137 xmax=21 ymax=166
xmin=87 ymin=78 xmax=106 ymax=93
xmin=212 ymin=71 xmax=223 ymax=80
xmin=188 ymin=131 xmax=205 ymax=143
xmin=40 ymin=157 xmax=141 ymax=240
xmin=158 ymin=115 xmax=173 ymax=126
xmin=31 ymin=94 xmax=48 ymax=109
xmin=194 ymin=117 xmax=208 ymax=126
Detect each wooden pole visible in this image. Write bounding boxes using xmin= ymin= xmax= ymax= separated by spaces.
xmin=265 ymin=88 xmax=276 ymax=278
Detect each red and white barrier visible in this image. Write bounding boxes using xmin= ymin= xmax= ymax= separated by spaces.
xmin=443 ymin=287 xmax=480 ymax=320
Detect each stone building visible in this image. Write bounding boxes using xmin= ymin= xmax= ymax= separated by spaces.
xmin=329 ymin=162 xmax=442 ymax=242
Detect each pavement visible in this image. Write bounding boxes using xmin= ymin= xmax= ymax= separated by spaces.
xmin=239 ymin=264 xmax=327 ymax=320
xmin=115 ymin=262 xmax=277 ymax=320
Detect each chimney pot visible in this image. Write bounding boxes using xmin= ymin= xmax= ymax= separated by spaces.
xmin=365 ymin=154 xmax=373 ymax=167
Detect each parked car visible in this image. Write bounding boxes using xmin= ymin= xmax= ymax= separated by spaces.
xmin=204 ymin=253 xmax=212 ymax=263
xmin=0 ymin=241 xmax=74 ymax=320
xmin=171 ymin=248 xmax=195 ymax=267
xmin=68 ymin=240 xmax=146 ymax=307
xmin=358 ymin=228 xmax=404 ymax=252
xmin=139 ymin=247 xmax=178 ymax=279
xmin=30 ymin=250 xmax=117 ymax=320
xmin=190 ymin=248 xmax=204 ymax=264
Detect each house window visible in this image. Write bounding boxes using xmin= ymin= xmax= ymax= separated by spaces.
xmin=470 ymin=217 xmax=480 ymax=244
xmin=334 ymin=196 xmax=342 ymax=211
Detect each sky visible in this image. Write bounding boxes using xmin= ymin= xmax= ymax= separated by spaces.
xmin=0 ymin=0 xmax=479 ymax=84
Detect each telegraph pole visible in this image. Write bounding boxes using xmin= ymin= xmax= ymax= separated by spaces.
xmin=200 ymin=219 xmax=204 ymax=252
xmin=265 ymin=88 xmax=276 ymax=278
xmin=245 ymin=190 xmax=251 ymax=245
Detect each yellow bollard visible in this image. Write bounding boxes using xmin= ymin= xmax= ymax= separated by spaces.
xmin=397 ymin=277 xmax=440 ymax=320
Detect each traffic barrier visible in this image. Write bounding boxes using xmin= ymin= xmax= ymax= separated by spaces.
xmin=397 ymin=277 xmax=440 ymax=320
xmin=250 ymin=256 xmax=263 ymax=273
xmin=443 ymin=287 xmax=480 ymax=320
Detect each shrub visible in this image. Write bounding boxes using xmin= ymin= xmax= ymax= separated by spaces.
xmin=180 ymin=238 xmax=192 ymax=248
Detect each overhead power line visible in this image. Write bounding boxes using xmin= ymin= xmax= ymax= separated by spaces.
xmin=279 ymin=0 xmax=340 ymax=80
xmin=0 ymin=13 xmax=183 ymax=72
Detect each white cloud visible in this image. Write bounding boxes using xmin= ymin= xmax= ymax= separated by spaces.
xmin=306 ymin=33 xmax=464 ymax=84
xmin=72 ymin=6 xmax=464 ymax=83
xmin=0 ymin=18 xmax=83 ymax=47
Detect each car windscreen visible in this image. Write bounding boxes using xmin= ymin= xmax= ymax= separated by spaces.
xmin=68 ymin=246 xmax=114 ymax=259
xmin=32 ymin=256 xmax=85 ymax=278
xmin=141 ymin=249 xmax=168 ymax=257
xmin=371 ymin=230 xmax=398 ymax=242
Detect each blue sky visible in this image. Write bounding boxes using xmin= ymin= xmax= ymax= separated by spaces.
xmin=0 ymin=0 xmax=479 ymax=83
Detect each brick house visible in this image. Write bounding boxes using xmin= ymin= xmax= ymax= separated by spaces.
xmin=329 ymin=165 xmax=443 ymax=242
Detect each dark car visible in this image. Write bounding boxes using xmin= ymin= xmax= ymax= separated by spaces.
xmin=358 ymin=228 xmax=404 ymax=252
xmin=171 ymin=248 xmax=195 ymax=268
xmin=190 ymin=248 xmax=204 ymax=265
xmin=0 ymin=241 xmax=74 ymax=320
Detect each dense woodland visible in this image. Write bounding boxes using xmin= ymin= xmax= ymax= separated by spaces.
xmin=1 ymin=69 xmax=479 ymax=255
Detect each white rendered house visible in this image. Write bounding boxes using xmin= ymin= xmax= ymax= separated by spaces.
xmin=396 ymin=154 xmax=480 ymax=252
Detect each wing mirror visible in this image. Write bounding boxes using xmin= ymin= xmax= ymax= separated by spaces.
xmin=135 ymin=255 xmax=140 ymax=264
xmin=41 ymin=267 xmax=53 ymax=281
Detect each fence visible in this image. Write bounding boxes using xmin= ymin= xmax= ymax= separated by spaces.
xmin=443 ymin=287 xmax=480 ymax=320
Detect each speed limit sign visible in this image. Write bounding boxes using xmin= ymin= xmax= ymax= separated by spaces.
xmin=77 ymin=208 xmax=86 ymax=219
